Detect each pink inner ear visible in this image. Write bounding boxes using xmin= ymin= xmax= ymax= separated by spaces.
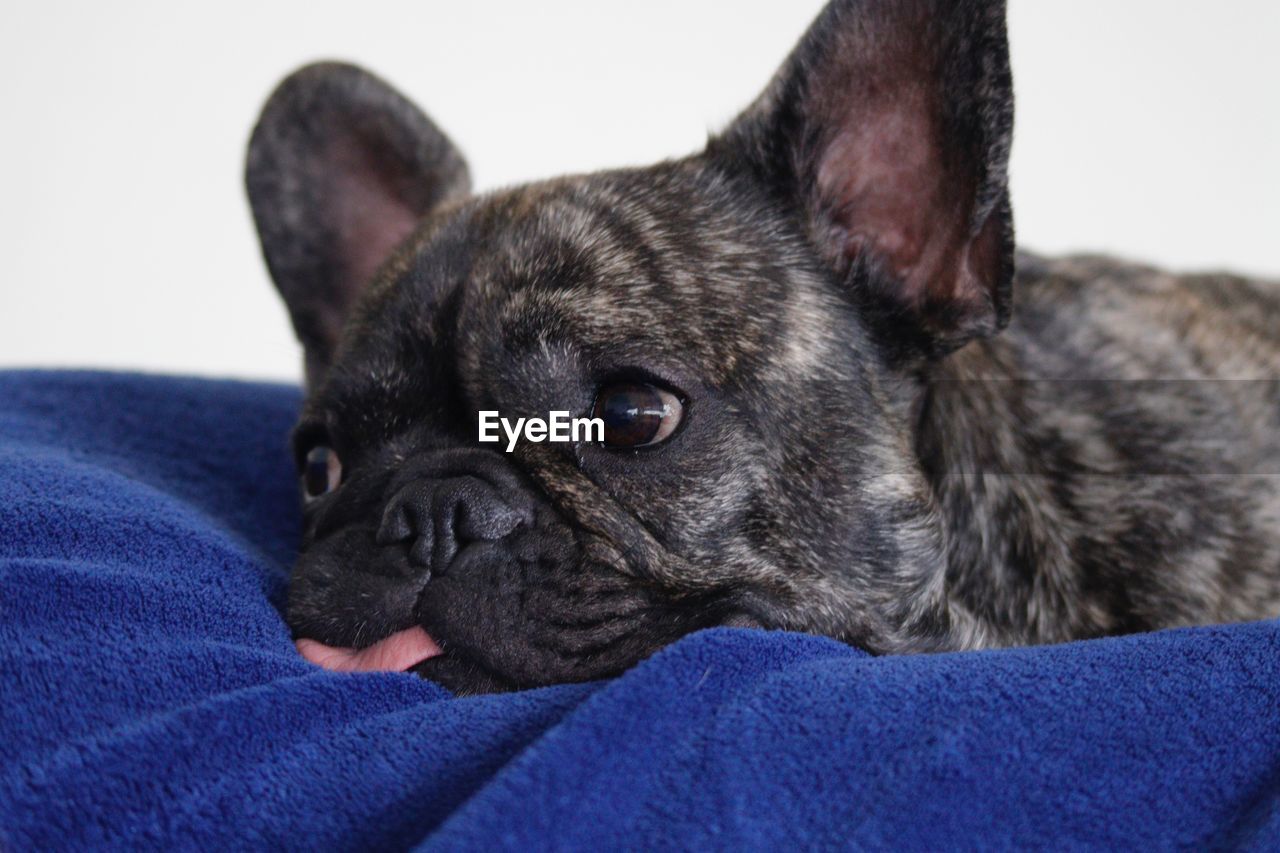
xmin=817 ymin=96 xmax=935 ymax=271
xmin=327 ymin=132 xmax=421 ymax=309
xmin=815 ymin=93 xmax=972 ymax=314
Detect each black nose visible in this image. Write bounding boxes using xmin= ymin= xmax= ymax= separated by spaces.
xmin=376 ymin=475 xmax=526 ymax=576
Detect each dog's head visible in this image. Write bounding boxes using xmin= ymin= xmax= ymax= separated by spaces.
xmin=247 ymin=0 xmax=1014 ymax=693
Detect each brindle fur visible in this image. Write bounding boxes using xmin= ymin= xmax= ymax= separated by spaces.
xmin=247 ymin=0 xmax=1280 ymax=693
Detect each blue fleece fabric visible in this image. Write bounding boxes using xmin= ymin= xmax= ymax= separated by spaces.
xmin=1 ymin=370 xmax=1278 ymax=850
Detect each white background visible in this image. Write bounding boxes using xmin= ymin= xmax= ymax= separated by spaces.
xmin=2 ymin=2 xmax=1277 ymax=382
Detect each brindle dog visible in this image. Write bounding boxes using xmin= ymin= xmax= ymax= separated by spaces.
xmin=246 ymin=0 xmax=1280 ymax=693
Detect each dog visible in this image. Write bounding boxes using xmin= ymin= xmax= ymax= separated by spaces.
xmin=246 ymin=0 xmax=1280 ymax=694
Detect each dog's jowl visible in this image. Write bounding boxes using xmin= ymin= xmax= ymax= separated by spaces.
xmin=246 ymin=0 xmax=1280 ymax=693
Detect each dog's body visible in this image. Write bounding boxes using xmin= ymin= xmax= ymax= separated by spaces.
xmin=926 ymin=254 xmax=1280 ymax=647
xmin=247 ymin=0 xmax=1280 ymax=693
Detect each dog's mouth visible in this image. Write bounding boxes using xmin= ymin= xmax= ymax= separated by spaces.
xmin=295 ymin=626 xmax=522 ymax=694
xmin=295 ymin=625 xmax=443 ymax=673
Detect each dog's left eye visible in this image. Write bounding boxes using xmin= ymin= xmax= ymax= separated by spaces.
xmin=592 ymin=382 xmax=684 ymax=449
xmin=302 ymin=446 xmax=342 ymax=501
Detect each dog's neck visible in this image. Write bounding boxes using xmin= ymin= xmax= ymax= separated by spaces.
xmin=913 ymin=336 xmax=1128 ymax=648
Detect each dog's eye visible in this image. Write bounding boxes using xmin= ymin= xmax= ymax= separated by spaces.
xmin=302 ymin=446 xmax=342 ymax=500
xmin=592 ymin=382 xmax=684 ymax=449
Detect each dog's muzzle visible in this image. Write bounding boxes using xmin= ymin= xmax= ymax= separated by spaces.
xmin=294 ymin=450 xmax=534 ymax=674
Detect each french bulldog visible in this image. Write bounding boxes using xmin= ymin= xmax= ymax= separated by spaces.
xmin=246 ymin=0 xmax=1280 ymax=694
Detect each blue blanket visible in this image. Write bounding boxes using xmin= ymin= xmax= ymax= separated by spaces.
xmin=1 ymin=370 xmax=1278 ymax=850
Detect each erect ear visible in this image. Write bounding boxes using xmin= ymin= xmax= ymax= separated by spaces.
xmin=246 ymin=62 xmax=470 ymax=386
xmin=716 ymin=0 xmax=1015 ymax=354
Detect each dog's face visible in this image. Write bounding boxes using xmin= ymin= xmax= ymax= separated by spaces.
xmin=247 ymin=0 xmax=1016 ymax=693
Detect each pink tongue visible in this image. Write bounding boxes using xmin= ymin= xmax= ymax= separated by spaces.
xmin=296 ymin=625 xmax=443 ymax=673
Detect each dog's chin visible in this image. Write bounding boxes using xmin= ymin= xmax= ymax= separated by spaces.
xmin=409 ymin=653 xmax=522 ymax=696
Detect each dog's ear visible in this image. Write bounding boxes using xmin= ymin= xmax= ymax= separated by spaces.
xmin=716 ymin=0 xmax=1014 ymax=354
xmin=246 ymin=62 xmax=470 ymax=385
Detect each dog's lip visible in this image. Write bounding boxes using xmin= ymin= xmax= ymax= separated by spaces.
xmin=296 ymin=625 xmax=443 ymax=673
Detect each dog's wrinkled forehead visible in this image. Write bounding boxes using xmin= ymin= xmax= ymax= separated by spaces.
xmin=331 ymin=163 xmax=846 ymax=417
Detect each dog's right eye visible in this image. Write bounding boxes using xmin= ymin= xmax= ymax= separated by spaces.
xmin=592 ymin=382 xmax=684 ymax=449
xmin=302 ymin=446 xmax=342 ymax=501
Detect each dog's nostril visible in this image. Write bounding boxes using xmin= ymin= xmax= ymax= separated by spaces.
xmin=408 ymin=532 xmax=435 ymax=570
xmin=377 ymin=476 xmax=528 ymax=576
xmin=429 ymin=483 xmax=525 ymax=573
xmin=376 ymin=502 xmax=414 ymax=547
